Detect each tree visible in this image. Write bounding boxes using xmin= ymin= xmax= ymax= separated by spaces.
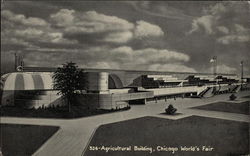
xmin=52 ymin=62 xmax=87 ymax=112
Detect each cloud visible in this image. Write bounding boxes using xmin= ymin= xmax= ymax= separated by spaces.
xmin=1 ymin=10 xmax=78 ymax=48
xmin=47 ymin=32 xmax=78 ymax=44
xmin=217 ymin=65 xmax=237 ymax=73
xmin=188 ymin=2 xmax=250 ymax=44
xmin=81 ymin=61 xmax=120 ymax=69
xmin=234 ymin=24 xmax=248 ymax=33
xmin=148 ymin=64 xmax=197 ymax=73
xmin=50 ymin=9 xmax=75 ymax=27
xmin=23 ymin=45 xmax=192 ymax=72
xmin=2 ymin=9 xmax=165 ymax=49
xmin=188 ymin=3 xmax=226 ymax=35
xmin=127 ymin=1 xmax=193 ymax=21
xmin=189 ymin=15 xmax=214 ymax=34
xmin=1 ymin=10 xmax=47 ymax=26
xmin=217 ymin=24 xmax=250 ymax=44
xmin=25 ymin=47 xmax=80 ymax=53
xmin=217 ymin=35 xmax=250 ymax=44
xmin=1 ymin=8 xmax=184 ymax=73
xmin=203 ymin=3 xmax=226 ymax=15
xmin=132 ymin=48 xmax=190 ymax=64
xmin=209 ymin=64 xmax=237 ymax=74
xmin=50 ymin=9 xmax=164 ymax=43
xmin=51 ymin=10 xmax=134 ymax=34
xmin=102 ymin=31 xmax=133 ymax=43
xmin=1 ymin=38 xmax=32 ymax=47
xmin=217 ymin=26 xmax=229 ymax=34
xmin=134 ymin=20 xmax=164 ymax=38
xmin=15 ymin=28 xmax=44 ymax=38
xmin=10 ymin=27 xmax=77 ymax=45
xmin=107 ymin=46 xmax=190 ymax=65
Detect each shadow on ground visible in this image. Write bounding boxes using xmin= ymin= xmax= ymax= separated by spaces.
xmin=0 ymin=105 xmax=131 ymax=119
xmin=159 ymin=112 xmax=183 ymax=116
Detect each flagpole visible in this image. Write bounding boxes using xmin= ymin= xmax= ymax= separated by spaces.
xmin=212 ymin=56 xmax=217 ymax=82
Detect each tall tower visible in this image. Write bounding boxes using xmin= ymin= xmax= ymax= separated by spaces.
xmin=210 ymin=56 xmax=217 ymax=80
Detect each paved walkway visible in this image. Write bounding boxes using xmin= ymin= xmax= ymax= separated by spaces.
xmin=1 ymin=91 xmax=250 ymax=156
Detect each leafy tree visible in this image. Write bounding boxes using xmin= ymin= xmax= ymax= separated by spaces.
xmin=53 ymin=62 xmax=87 ymax=112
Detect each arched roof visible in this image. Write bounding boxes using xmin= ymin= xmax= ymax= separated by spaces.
xmin=109 ymin=74 xmax=123 ymax=89
xmin=1 ymin=72 xmax=54 ymax=90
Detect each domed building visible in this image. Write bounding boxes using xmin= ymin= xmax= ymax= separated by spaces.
xmin=1 ymin=72 xmax=65 ymax=109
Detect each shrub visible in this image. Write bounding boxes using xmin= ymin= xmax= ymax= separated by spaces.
xmin=124 ymin=106 xmax=131 ymax=110
xmin=229 ymin=94 xmax=237 ymax=101
xmin=165 ymin=104 xmax=177 ymax=115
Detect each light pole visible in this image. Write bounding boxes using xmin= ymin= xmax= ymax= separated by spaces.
xmin=14 ymin=53 xmax=18 ymax=71
xmin=213 ymin=56 xmax=217 ymax=79
xmin=240 ymin=61 xmax=244 ymax=89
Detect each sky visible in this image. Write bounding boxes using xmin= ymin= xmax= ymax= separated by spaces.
xmin=1 ymin=1 xmax=250 ymax=76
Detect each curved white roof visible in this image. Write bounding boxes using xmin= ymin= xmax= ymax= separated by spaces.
xmin=1 ymin=72 xmax=54 ymax=90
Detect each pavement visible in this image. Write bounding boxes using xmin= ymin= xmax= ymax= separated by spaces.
xmin=1 ymin=91 xmax=250 ymax=156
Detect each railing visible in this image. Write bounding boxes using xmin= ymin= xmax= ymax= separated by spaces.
xmin=144 ymin=86 xmax=207 ymax=96
xmin=111 ymin=92 xmax=154 ymax=101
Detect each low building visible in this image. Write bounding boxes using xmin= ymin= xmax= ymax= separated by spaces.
xmin=1 ymin=68 xmax=245 ymax=110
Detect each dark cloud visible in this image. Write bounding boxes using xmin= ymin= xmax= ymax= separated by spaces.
xmin=1 ymin=1 xmax=249 ymax=76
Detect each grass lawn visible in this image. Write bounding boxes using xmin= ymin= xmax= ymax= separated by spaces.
xmin=191 ymin=101 xmax=249 ymax=115
xmin=0 ymin=105 xmax=130 ymax=119
xmin=84 ymin=116 xmax=249 ymax=156
xmin=0 ymin=124 xmax=59 ymax=156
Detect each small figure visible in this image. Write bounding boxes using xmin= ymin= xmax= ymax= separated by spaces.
xmin=165 ymin=104 xmax=177 ymax=115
